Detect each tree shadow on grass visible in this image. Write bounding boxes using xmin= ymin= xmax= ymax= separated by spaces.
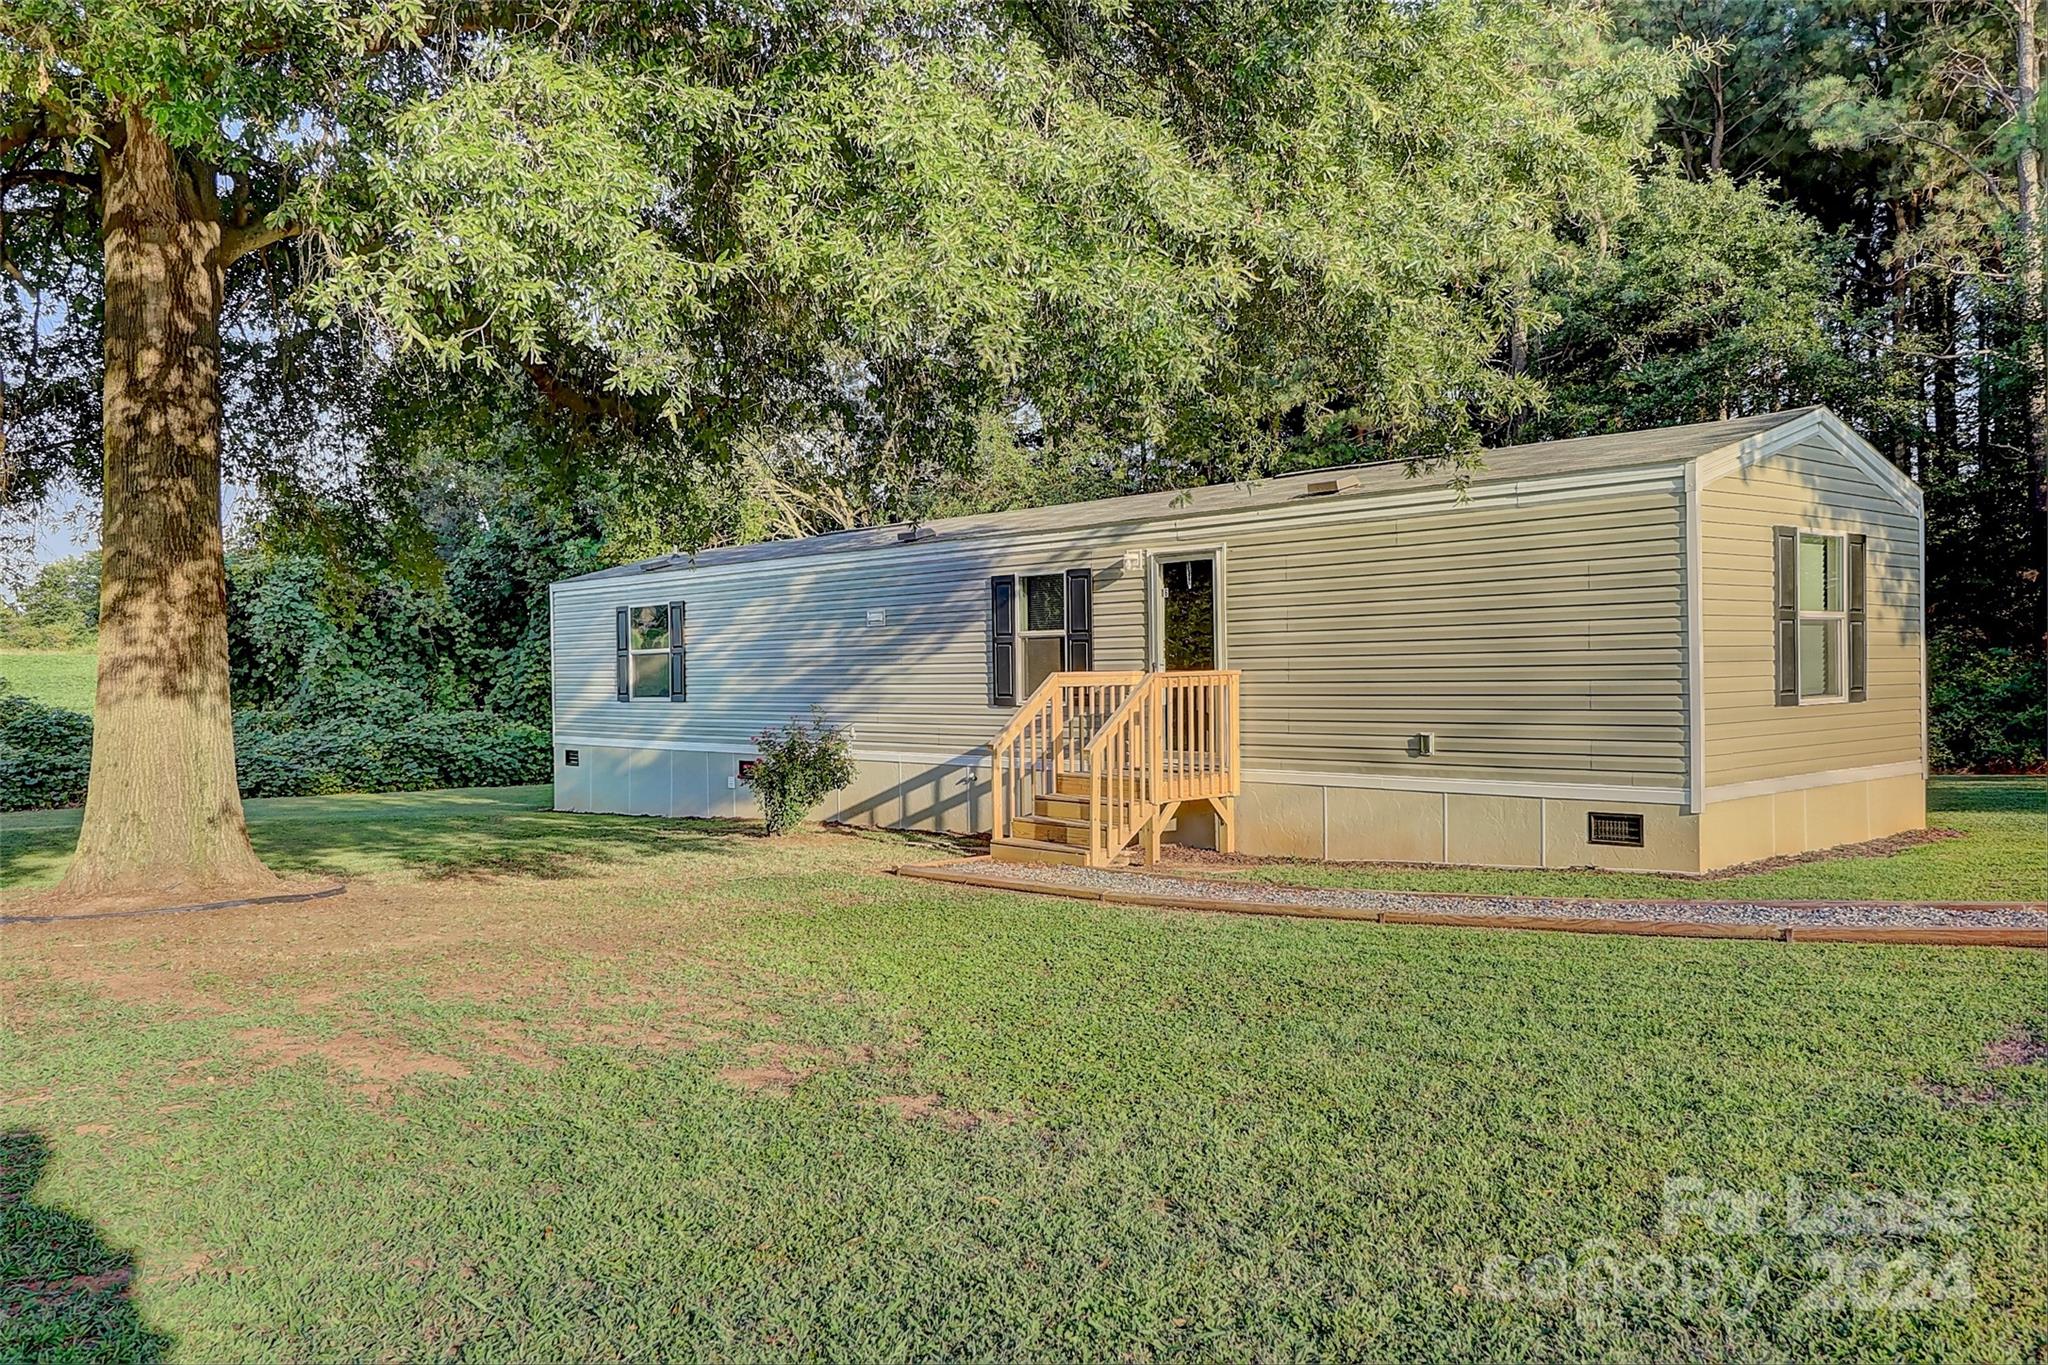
xmin=254 ymin=813 xmax=761 ymax=882
xmin=0 ymin=810 xmax=761 ymax=891
xmin=1930 ymin=777 xmax=2046 ymax=815
xmin=1 ymin=1131 xmax=170 ymax=1362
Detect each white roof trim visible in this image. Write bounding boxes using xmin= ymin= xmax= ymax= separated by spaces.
xmin=1681 ymin=462 xmax=1706 ymax=814
xmin=1696 ymin=407 xmax=1922 ymax=513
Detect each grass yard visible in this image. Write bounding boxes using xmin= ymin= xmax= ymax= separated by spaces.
xmin=1194 ymin=777 xmax=2047 ymax=904
xmin=3 ymin=787 xmax=2046 ymax=1360
xmin=0 ymin=646 xmax=96 ymax=712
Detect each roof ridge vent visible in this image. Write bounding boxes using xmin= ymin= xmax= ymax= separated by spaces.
xmin=897 ymin=525 xmax=936 ymax=543
xmin=1303 ymin=473 xmax=1361 ymax=497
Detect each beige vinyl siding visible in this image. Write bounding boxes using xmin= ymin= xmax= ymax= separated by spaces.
xmin=551 ymin=483 xmax=1689 ymax=791
xmin=1700 ymin=436 xmax=1923 ymax=788
xmin=1222 ymin=491 xmax=1687 ymax=787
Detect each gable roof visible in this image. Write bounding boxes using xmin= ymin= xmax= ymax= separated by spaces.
xmin=561 ymin=407 xmax=1824 ymax=582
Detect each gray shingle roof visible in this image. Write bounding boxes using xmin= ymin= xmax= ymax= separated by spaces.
xmin=561 ymin=407 xmax=1820 ymax=582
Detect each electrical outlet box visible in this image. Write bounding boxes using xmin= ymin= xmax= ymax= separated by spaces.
xmin=726 ymin=775 xmax=737 ymax=789
xmin=1414 ymin=732 xmax=1435 ymax=757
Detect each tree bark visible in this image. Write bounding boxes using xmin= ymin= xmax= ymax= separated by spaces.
xmin=2017 ymin=0 xmax=2048 ymax=603
xmin=58 ymin=111 xmax=272 ymax=897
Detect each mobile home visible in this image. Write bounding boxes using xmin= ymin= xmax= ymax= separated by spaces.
xmin=548 ymin=407 xmax=1926 ymax=873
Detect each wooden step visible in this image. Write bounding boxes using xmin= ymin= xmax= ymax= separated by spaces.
xmin=1051 ymin=771 xmax=1151 ymax=798
xmin=1012 ymin=815 xmax=1091 ymax=846
xmin=1033 ymin=793 xmax=1144 ymax=822
xmin=990 ymin=836 xmax=1092 ymax=867
xmin=1032 ymin=793 xmax=1090 ymax=821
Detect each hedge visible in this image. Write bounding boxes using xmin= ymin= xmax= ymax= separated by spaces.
xmin=1928 ymin=642 xmax=2046 ymax=773
xmin=0 ymin=693 xmax=549 ymax=812
xmin=0 ymin=693 xmax=95 ymax=812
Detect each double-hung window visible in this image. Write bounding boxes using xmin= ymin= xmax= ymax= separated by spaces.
xmin=986 ymin=570 xmax=1093 ymax=706
xmin=615 ymin=602 xmax=686 ymax=702
xmin=1773 ymin=526 xmax=1866 ymax=706
xmin=1018 ymin=574 xmax=1069 ymax=699
xmin=1796 ymin=532 xmax=1846 ymax=700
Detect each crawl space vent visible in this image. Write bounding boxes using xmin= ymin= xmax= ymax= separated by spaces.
xmin=1587 ymin=812 xmax=1644 ymax=848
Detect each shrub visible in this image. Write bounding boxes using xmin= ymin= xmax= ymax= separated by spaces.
xmin=1929 ymin=641 xmax=2046 ymax=773
xmin=749 ymin=708 xmax=858 ymax=835
xmin=0 ymin=681 xmax=550 ymax=811
xmin=0 ymin=691 xmax=94 ymax=811
xmin=233 ymin=710 xmax=552 ymax=799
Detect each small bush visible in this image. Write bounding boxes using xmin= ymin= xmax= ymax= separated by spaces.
xmin=0 ymin=691 xmax=94 ymax=811
xmin=749 ymin=708 xmax=858 ymax=835
xmin=1929 ymin=640 xmax=2046 ymax=773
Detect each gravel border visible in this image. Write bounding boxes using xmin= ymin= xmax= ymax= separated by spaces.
xmin=897 ymin=858 xmax=2048 ymax=942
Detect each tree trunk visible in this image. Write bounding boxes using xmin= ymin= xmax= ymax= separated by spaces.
xmin=58 ymin=112 xmax=272 ymax=898
xmin=2017 ymin=0 xmax=2048 ymax=626
xmin=1707 ymin=66 xmax=1727 ymax=175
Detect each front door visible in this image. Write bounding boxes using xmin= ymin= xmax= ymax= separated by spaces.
xmin=1149 ymin=551 xmax=1222 ymax=672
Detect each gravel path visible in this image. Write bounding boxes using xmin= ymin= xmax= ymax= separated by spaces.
xmin=927 ymin=859 xmax=2048 ymax=933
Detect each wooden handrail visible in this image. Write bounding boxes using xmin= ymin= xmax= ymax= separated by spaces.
xmin=991 ymin=669 xmax=1238 ymax=862
xmin=1082 ymin=669 xmax=1240 ymax=865
xmin=989 ymin=671 xmax=1143 ymax=841
xmin=988 ymin=671 xmax=1143 ymax=753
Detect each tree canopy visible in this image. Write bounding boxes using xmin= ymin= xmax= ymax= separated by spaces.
xmin=4 ymin=1 xmax=1683 ymax=510
xmin=0 ymin=0 xmax=1689 ymax=892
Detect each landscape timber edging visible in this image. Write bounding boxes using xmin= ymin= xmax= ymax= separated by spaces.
xmin=890 ymin=861 xmax=2048 ymax=950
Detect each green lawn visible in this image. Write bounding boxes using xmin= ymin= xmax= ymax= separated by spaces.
xmin=0 ymin=646 xmax=96 ymax=712
xmin=4 ymin=788 xmax=2046 ymax=1360
xmin=1195 ymin=776 xmax=2046 ymax=904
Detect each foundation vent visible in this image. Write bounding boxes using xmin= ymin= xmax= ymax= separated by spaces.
xmin=564 ymin=749 xmax=580 ymax=767
xmin=1587 ymin=812 xmax=1644 ymax=847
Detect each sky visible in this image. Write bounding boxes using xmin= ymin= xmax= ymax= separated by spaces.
xmin=24 ymin=483 xmax=98 ymax=563
xmin=4 ymin=481 xmax=251 ymax=604
xmin=24 ymin=481 xmax=253 ymax=562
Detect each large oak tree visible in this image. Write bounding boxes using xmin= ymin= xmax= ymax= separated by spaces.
xmin=1 ymin=0 xmax=1672 ymax=895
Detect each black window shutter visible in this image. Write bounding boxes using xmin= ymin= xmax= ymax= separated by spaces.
xmin=1773 ymin=526 xmax=1799 ymax=706
xmin=615 ymin=606 xmax=631 ymax=701
xmin=669 ymin=600 xmax=687 ymax=702
xmin=989 ymin=576 xmax=1016 ymax=706
xmin=1064 ymin=568 xmax=1094 ymax=671
xmin=1846 ymin=535 xmax=1867 ymax=703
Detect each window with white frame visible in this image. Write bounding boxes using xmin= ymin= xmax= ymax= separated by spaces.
xmin=987 ymin=571 xmax=1092 ymax=706
xmin=1018 ymin=573 xmax=1068 ymax=698
xmin=615 ymin=602 xmax=685 ymax=702
xmin=1796 ymin=532 xmax=1845 ymax=700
